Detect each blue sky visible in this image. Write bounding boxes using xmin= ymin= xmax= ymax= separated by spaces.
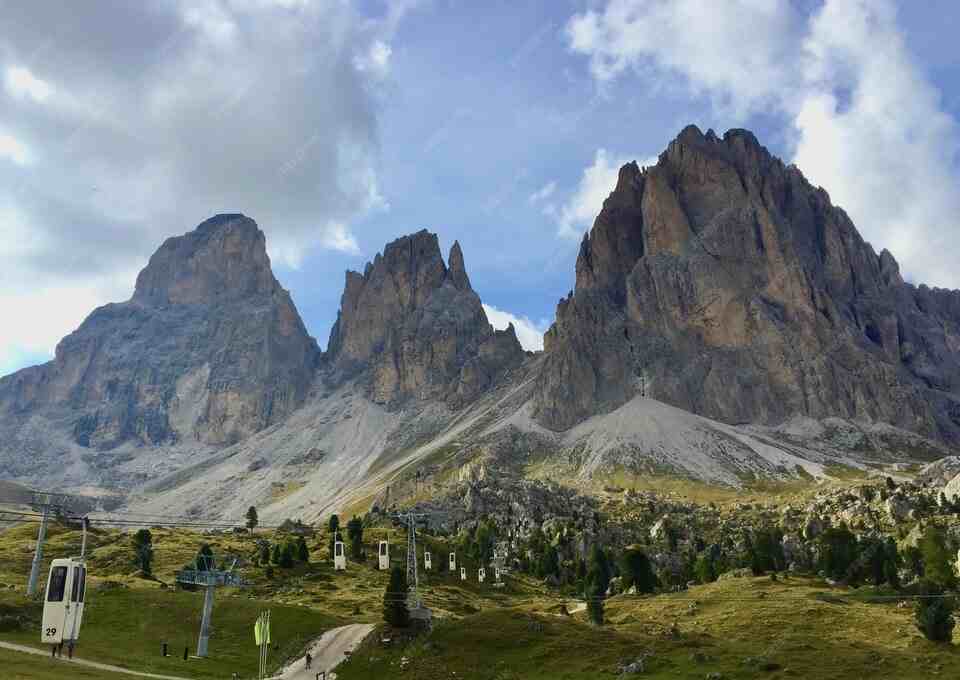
xmin=2 ymin=0 xmax=959 ymax=375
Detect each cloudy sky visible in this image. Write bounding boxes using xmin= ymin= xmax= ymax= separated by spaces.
xmin=2 ymin=0 xmax=959 ymax=376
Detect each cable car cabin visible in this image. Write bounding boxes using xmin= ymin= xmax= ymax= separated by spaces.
xmin=378 ymin=541 xmax=390 ymax=570
xmin=460 ymin=567 xmax=467 ymax=581
xmin=41 ymin=558 xmax=87 ymax=646
xmin=334 ymin=541 xmax=346 ymax=571
xmin=423 ymin=551 xmax=432 ymax=571
xmin=449 ymin=552 xmax=456 ymax=572
xmin=478 ymin=568 xmax=486 ymax=583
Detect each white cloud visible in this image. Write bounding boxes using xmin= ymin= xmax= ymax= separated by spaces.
xmin=0 ymin=133 xmax=28 ymax=165
xmin=791 ymin=0 xmax=960 ymax=289
xmin=0 ymin=266 xmax=141 ymax=375
xmin=321 ymin=222 xmax=361 ymax=255
xmin=567 ymin=0 xmax=960 ymax=289
xmin=354 ymin=40 xmax=392 ymax=78
xmin=483 ymin=303 xmax=547 ymax=352
xmin=0 ymin=0 xmax=415 ymax=373
xmin=528 ymin=181 xmax=556 ymax=204
xmin=554 ymin=149 xmax=656 ymax=240
xmin=4 ymin=66 xmax=53 ymax=103
xmin=567 ymin=0 xmax=800 ymax=119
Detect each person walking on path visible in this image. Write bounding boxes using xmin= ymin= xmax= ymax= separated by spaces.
xmin=305 ymin=651 xmax=312 ymax=670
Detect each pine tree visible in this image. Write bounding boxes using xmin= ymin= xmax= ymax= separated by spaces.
xmin=259 ymin=542 xmax=271 ymax=566
xmin=271 ymin=543 xmax=282 ymax=565
xmin=588 ymin=545 xmax=613 ymax=595
xmin=817 ymin=525 xmax=858 ymax=580
xmin=296 ymin=536 xmax=310 ymax=563
xmin=749 ymin=527 xmax=784 ymax=575
xmin=280 ymin=542 xmax=295 ymax=568
xmin=347 ymin=516 xmax=364 ymax=560
xmin=619 ymin=547 xmax=658 ymax=593
xmin=245 ymin=506 xmax=258 ymax=531
xmin=694 ymin=554 xmax=717 ymax=584
xmin=132 ymin=529 xmax=153 ymax=576
xmin=538 ymin=545 xmax=560 ymax=580
xmin=195 ymin=544 xmax=214 ymax=571
xmin=383 ymin=567 xmax=410 ymax=628
xmin=883 ymin=537 xmax=901 ymax=588
xmin=585 ymin=567 xmax=605 ymax=626
xmin=920 ymin=524 xmax=957 ymax=589
xmin=915 ymin=580 xmax=955 ymax=643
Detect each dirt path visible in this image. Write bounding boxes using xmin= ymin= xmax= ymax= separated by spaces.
xmin=270 ymin=623 xmax=374 ymax=680
xmin=0 ymin=640 xmax=191 ymax=679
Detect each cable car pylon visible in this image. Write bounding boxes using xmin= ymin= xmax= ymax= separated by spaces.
xmin=391 ymin=508 xmax=445 ymax=628
xmin=175 ymin=554 xmax=246 ymax=657
xmin=26 ymin=491 xmax=76 ymax=597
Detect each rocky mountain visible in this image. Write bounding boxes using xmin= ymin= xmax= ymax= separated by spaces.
xmin=533 ymin=126 xmax=960 ymax=446
xmin=325 ymin=229 xmax=526 ymax=408
xmin=0 ymin=214 xmax=319 ymax=475
xmin=2 ymin=126 xmax=959 ymax=522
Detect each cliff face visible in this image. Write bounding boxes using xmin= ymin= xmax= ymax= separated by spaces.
xmin=0 ymin=214 xmax=319 ymax=448
xmin=326 ymin=230 xmax=525 ymax=407
xmin=533 ymin=126 xmax=960 ymax=444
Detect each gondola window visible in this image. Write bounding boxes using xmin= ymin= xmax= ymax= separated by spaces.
xmin=47 ymin=566 xmax=67 ymax=602
xmin=77 ymin=567 xmax=86 ymax=602
xmin=71 ymin=566 xmax=83 ymax=602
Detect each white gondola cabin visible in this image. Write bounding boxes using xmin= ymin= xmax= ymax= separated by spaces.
xmin=334 ymin=540 xmax=346 ymax=571
xmin=478 ymin=567 xmax=486 ymax=583
xmin=460 ymin=566 xmax=467 ymax=581
xmin=449 ymin=552 xmax=456 ymax=572
xmin=41 ymin=558 xmax=87 ymax=647
xmin=378 ymin=541 xmax=390 ymax=570
xmin=424 ymin=551 xmax=432 ymax=571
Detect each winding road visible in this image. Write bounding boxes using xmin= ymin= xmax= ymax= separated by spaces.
xmin=270 ymin=623 xmax=374 ymax=680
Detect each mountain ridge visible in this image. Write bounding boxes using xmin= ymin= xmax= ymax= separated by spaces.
xmin=0 ymin=125 xmax=958 ymax=518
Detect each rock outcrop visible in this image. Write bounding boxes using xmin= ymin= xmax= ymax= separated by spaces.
xmin=326 ymin=230 xmax=525 ymax=407
xmin=533 ymin=125 xmax=960 ymax=445
xmin=0 ymin=214 xmax=319 ymax=449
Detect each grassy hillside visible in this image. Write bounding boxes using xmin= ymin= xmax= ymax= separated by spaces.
xmin=3 ymin=473 xmax=960 ymax=680
xmin=0 ymin=647 xmax=135 ymax=680
xmin=0 ymin=517 xmax=545 ymax=678
xmin=337 ymin=574 xmax=960 ymax=680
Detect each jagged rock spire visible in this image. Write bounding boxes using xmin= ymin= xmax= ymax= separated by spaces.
xmin=327 ymin=230 xmax=524 ymax=407
xmin=448 ymin=240 xmax=472 ymax=291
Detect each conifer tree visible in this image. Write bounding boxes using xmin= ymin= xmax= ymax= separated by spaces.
xmin=347 ymin=516 xmax=364 ymax=560
xmin=132 ymin=529 xmax=153 ymax=576
xmin=920 ymin=524 xmax=957 ymax=589
xmin=296 ymin=536 xmax=309 ymax=563
xmin=245 ymin=506 xmax=258 ymax=531
xmin=383 ymin=567 xmax=410 ymax=628
xmin=619 ymin=547 xmax=658 ymax=593
xmin=915 ymin=580 xmax=955 ymax=643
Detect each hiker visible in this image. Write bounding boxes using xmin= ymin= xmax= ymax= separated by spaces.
xmin=305 ymin=651 xmax=312 ymax=669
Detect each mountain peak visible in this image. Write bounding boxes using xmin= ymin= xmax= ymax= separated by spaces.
xmin=534 ymin=125 xmax=960 ymax=445
xmin=133 ymin=213 xmax=277 ymax=306
xmin=327 ymin=230 xmax=524 ymax=406
xmin=1 ymin=213 xmax=318 ymax=451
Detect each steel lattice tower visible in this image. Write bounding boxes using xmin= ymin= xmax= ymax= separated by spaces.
xmin=405 ymin=513 xmax=421 ymax=609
